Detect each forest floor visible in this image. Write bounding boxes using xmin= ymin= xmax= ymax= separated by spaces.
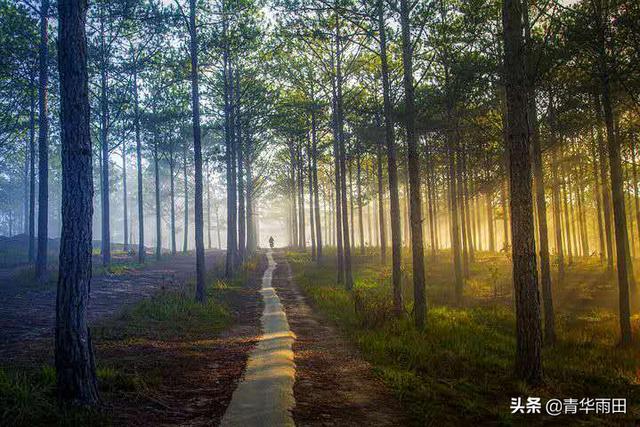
xmin=0 ymin=250 xmax=264 ymax=426
xmin=271 ymin=251 xmax=408 ymax=426
xmin=0 ymin=249 xmax=410 ymax=427
xmin=3 ymin=247 xmax=637 ymax=426
xmin=0 ymin=251 xmax=222 ymax=353
xmin=286 ymin=248 xmax=640 ymax=426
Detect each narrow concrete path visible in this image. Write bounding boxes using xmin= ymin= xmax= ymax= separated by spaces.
xmin=221 ymin=250 xmax=296 ymax=427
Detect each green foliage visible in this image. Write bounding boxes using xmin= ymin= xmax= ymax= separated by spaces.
xmin=288 ymin=253 xmax=640 ymax=425
xmin=0 ymin=366 xmax=106 ymax=427
xmin=99 ymin=282 xmax=231 ymax=341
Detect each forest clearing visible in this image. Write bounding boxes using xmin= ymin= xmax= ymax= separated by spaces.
xmin=1 ymin=0 xmax=640 ymax=425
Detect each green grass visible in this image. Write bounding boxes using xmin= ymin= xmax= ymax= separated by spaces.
xmin=0 ymin=255 xmax=252 ymax=426
xmin=287 ymin=249 xmax=640 ymax=426
xmin=96 ymin=281 xmax=231 ymax=341
xmin=0 ymin=365 xmax=110 ymax=426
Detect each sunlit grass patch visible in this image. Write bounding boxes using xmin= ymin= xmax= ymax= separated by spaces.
xmin=288 ymin=251 xmax=640 ymax=425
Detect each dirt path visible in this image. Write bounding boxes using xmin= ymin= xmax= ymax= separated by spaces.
xmin=0 ymin=251 xmax=221 ymax=358
xmin=221 ymin=249 xmax=295 ymax=426
xmin=271 ymin=251 xmax=408 ymax=427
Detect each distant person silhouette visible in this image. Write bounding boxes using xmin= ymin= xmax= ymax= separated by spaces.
xmin=269 ymin=236 xmax=274 ymax=249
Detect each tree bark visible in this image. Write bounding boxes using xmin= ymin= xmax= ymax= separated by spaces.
xmin=122 ymin=138 xmax=128 ymax=251
xmin=356 ymin=141 xmax=364 ymax=254
xmin=153 ymin=133 xmax=161 ymax=260
xmin=378 ymin=0 xmax=402 ymax=314
xmin=590 ymin=131 xmax=605 ymax=263
xmin=376 ymin=115 xmax=387 ymax=261
xmin=170 ymin=150 xmax=176 ymax=255
xmin=99 ymin=7 xmax=111 ymax=266
xmin=188 ymin=0 xmax=206 ymax=302
xmin=183 ymin=141 xmax=189 ymax=253
xmin=400 ymin=0 xmax=427 ymax=328
xmin=56 ymin=0 xmax=99 ymax=404
xmin=308 ymin=134 xmax=316 ymax=259
xmin=133 ymin=58 xmax=145 ymax=263
xmin=529 ymin=93 xmax=555 ymax=344
xmin=36 ymin=0 xmax=50 ymax=282
xmin=312 ymin=108 xmax=323 ymax=261
xmin=28 ymin=73 xmax=36 ymax=262
xmin=593 ymin=94 xmax=614 ymax=270
xmin=235 ymin=70 xmax=245 ymax=262
xmin=551 ymin=146 xmax=564 ymax=279
xmin=502 ymin=0 xmax=543 ymax=384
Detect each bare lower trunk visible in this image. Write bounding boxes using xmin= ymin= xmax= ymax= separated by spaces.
xmin=133 ymin=62 xmax=145 ymax=263
xmin=170 ymin=155 xmax=176 ymax=255
xmin=400 ymin=0 xmax=426 ymax=328
xmin=122 ymin=140 xmax=128 ymax=251
xmin=36 ymin=0 xmax=50 ymax=282
xmin=502 ymin=0 xmax=543 ymax=385
xmin=189 ymin=0 xmax=206 ymax=302
xmin=56 ymin=0 xmax=99 ymax=404
xmin=312 ymin=110 xmax=323 ymax=260
xmin=183 ymin=142 xmax=189 ymax=253
xmin=154 ymin=141 xmax=161 ymax=260
xmin=378 ymin=0 xmax=402 ymax=314
xmin=28 ymin=75 xmax=36 ymax=262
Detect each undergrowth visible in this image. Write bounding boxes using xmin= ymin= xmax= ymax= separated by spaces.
xmin=287 ymin=249 xmax=640 ymax=426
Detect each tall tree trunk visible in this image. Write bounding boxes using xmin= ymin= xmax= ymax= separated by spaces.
xmin=331 ymin=9 xmax=353 ymax=288
xmin=447 ymin=116 xmax=464 ymax=303
xmin=593 ymin=94 xmax=614 ymax=270
xmin=312 ymin=109 xmax=323 ymax=261
xmin=183 ymin=141 xmax=189 ymax=253
xmin=170 ymin=153 xmax=176 ymax=255
xmin=235 ymin=70 xmax=245 ymax=262
xmin=400 ymin=0 xmax=427 ymax=328
xmin=207 ymin=162 xmax=211 ymax=249
xmin=99 ymin=8 xmax=110 ymax=267
xmin=308 ymin=135 xmax=316 ymax=259
xmin=246 ymin=138 xmax=256 ymax=254
xmin=331 ymin=99 xmax=344 ymax=283
xmin=356 ymin=143 xmax=364 ymax=255
xmin=133 ymin=59 xmax=145 ymax=263
xmin=591 ymin=132 xmax=605 ymax=263
xmin=376 ymin=116 xmax=387 ymax=261
xmin=632 ymin=136 xmax=640 ymax=258
xmin=576 ymin=171 xmax=589 ymax=257
xmin=597 ymin=18 xmax=632 ymax=341
xmin=28 ymin=74 xmax=36 ymax=262
xmin=462 ymin=148 xmax=474 ymax=262
xmin=502 ymin=0 xmax=543 ymax=385
xmin=55 ymin=0 xmax=99 ymax=404
xmin=298 ymin=143 xmax=306 ymax=248
xmin=154 ymin=137 xmax=161 ymax=260
xmin=215 ymin=201 xmax=222 ymax=250
xmin=456 ymin=134 xmax=469 ymax=279
xmin=551 ymin=147 xmax=565 ymax=278
xmin=122 ymin=139 xmax=128 ymax=251
xmin=349 ymin=161 xmax=355 ymax=250
xmin=561 ymin=166 xmax=574 ymax=263
xmin=378 ymin=0 xmax=402 ymax=314
xmin=426 ymin=144 xmax=437 ymax=259
xmin=522 ymin=0 xmax=555 ymax=342
xmin=486 ymin=189 xmax=495 ymax=252
xmin=189 ymin=0 xmax=206 ymax=302
xmin=529 ymin=90 xmax=555 ymax=344
xmin=36 ymin=0 xmax=50 ymax=282
xmin=223 ymin=27 xmax=237 ymax=274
